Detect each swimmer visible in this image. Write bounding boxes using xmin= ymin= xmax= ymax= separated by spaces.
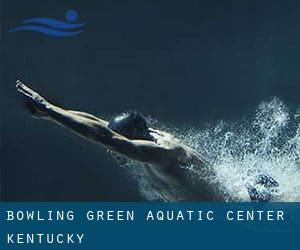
xmin=16 ymin=80 xmax=278 ymax=201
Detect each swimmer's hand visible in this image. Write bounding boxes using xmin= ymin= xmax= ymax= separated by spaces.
xmin=16 ymin=80 xmax=49 ymax=118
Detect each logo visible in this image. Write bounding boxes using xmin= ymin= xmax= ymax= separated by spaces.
xmin=9 ymin=9 xmax=85 ymax=37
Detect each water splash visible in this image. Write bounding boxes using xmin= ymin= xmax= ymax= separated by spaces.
xmin=123 ymin=98 xmax=300 ymax=201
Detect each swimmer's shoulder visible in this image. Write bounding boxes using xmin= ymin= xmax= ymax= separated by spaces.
xmin=167 ymin=143 xmax=206 ymax=167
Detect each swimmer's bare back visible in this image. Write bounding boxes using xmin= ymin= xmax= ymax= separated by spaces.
xmin=16 ymin=80 xmax=222 ymax=200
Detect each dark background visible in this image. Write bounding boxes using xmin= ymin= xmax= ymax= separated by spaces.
xmin=1 ymin=0 xmax=300 ymax=201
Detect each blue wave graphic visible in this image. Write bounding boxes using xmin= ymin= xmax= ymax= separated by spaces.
xmin=10 ymin=25 xmax=84 ymax=37
xmin=23 ymin=18 xmax=85 ymax=29
xmin=9 ymin=9 xmax=85 ymax=37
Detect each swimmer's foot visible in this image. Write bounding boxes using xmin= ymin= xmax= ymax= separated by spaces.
xmin=246 ymin=174 xmax=279 ymax=202
xmin=16 ymin=80 xmax=49 ymax=118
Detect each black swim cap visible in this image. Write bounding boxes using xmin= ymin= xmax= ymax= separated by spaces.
xmin=108 ymin=111 xmax=153 ymax=140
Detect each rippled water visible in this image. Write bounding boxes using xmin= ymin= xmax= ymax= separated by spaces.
xmin=123 ymin=98 xmax=300 ymax=201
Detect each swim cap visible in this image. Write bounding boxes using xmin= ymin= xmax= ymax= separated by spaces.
xmin=108 ymin=111 xmax=153 ymax=140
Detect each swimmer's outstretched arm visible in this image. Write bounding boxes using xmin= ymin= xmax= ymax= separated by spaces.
xmin=16 ymin=81 xmax=176 ymax=165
